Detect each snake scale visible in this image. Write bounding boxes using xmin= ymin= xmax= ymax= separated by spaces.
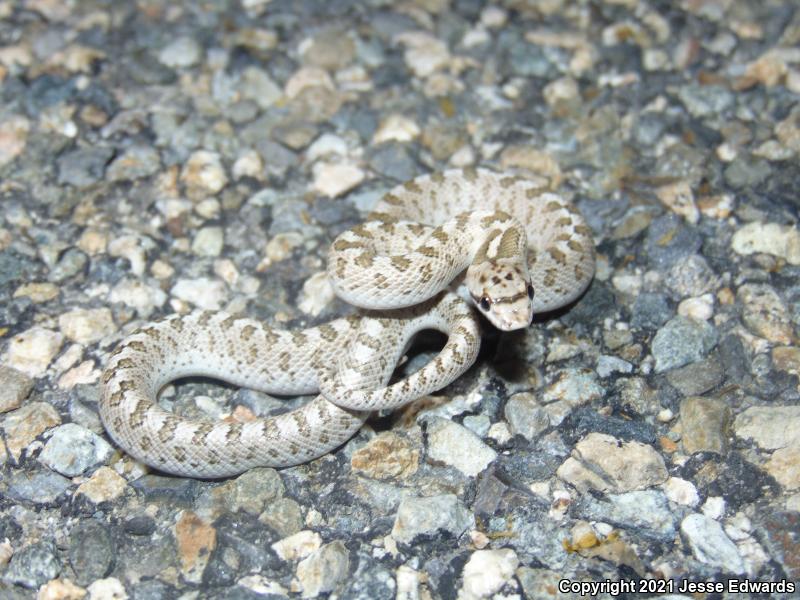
xmin=101 ymin=168 xmax=595 ymax=477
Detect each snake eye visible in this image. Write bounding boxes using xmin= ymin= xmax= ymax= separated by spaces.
xmin=479 ymin=296 xmax=491 ymax=311
xmin=527 ymin=283 xmax=534 ymax=299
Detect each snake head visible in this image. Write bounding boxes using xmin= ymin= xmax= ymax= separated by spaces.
xmin=466 ymin=259 xmax=534 ymax=331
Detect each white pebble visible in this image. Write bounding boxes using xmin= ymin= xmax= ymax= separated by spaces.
xmin=678 ymin=294 xmax=714 ymax=320
xmin=271 ymin=530 xmax=322 ymax=561
xmin=298 ymin=272 xmax=335 ymax=316
xmin=307 ymin=133 xmax=349 ymax=162
xmin=191 ymin=226 xmax=224 ymax=257
xmin=662 ymin=477 xmax=700 ymax=507
xmin=702 ymin=495 xmax=726 ymax=520
xmin=181 ymin=150 xmax=228 ymax=197
xmin=312 ymin=162 xmax=365 ymax=198
xmin=4 ymin=327 xmax=64 ymax=377
xmin=58 ymin=308 xmax=116 ymax=345
xmin=459 ymin=549 xmax=519 ymax=600
xmin=87 ymin=577 xmax=128 ymax=600
xmin=373 ymin=114 xmax=420 ymax=144
xmin=171 ymin=277 xmax=228 ymax=310
xmin=731 ymin=221 xmax=800 ymax=265
xmin=158 ymin=36 xmax=202 ymax=68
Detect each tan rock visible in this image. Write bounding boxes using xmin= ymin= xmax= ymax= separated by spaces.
xmin=175 ymin=511 xmax=217 ymax=583
xmin=765 ymin=444 xmax=800 ymax=490
xmin=0 ymin=114 xmax=29 ymax=167
xmin=76 ymin=466 xmax=128 ymax=504
xmin=296 ymin=541 xmax=349 ymax=598
xmin=737 ymin=284 xmax=794 ymax=344
xmin=5 ymin=327 xmax=64 ymax=377
xmin=351 ymin=432 xmax=419 ymax=480
xmin=59 ymin=308 xmax=116 ymax=345
xmin=1 ymin=402 xmax=61 ymax=460
xmin=681 ymin=396 xmax=731 ymax=454
xmin=557 ymin=432 xmax=668 ymax=493
xmin=13 ymin=282 xmax=60 ymax=303
xmin=499 ymin=146 xmax=562 ymax=189
xmin=37 ymin=578 xmax=87 ymax=600
xmin=656 ymin=180 xmax=698 ymax=224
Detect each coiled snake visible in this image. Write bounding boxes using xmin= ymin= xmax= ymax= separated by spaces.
xmin=101 ymin=168 xmax=594 ymax=477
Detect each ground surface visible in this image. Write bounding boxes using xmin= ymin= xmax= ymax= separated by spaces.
xmin=1 ymin=1 xmax=799 ymax=599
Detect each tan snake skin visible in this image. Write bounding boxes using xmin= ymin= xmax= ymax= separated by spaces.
xmin=100 ymin=168 xmax=594 ymax=477
xmin=100 ymin=292 xmax=479 ymax=478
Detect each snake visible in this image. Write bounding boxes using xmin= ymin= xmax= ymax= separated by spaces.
xmin=100 ymin=168 xmax=595 ymax=478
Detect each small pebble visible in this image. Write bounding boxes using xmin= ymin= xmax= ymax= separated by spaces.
xmin=0 ymin=114 xmax=30 ymax=167
xmin=681 ymin=513 xmax=745 ymax=574
xmin=59 ymin=308 xmax=116 ymax=345
xmin=158 ymin=36 xmax=202 ymax=68
xmin=734 ymin=406 xmax=800 ymax=450
xmin=504 ymin=393 xmax=549 ymax=441
xmin=391 ymin=494 xmax=474 ymax=545
xmin=39 ymin=423 xmax=114 ymax=477
xmin=651 ymin=316 xmax=718 ymax=373
xmin=108 ymin=279 xmax=167 ymax=317
xmin=171 ymin=277 xmax=228 ymax=310
xmin=425 ymin=418 xmax=497 ymax=477
xmin=174 ymin=511 xmax=216 ymax=583
xmin=272 ymin=530 xmax=323 ymax=561
xmin=662 ymin=477 xmax=700 ymax=507
xmin=2 ymin=401 xmax=61 ymax=460
xmin=106 ymin=146 xmax=161 ymax=182
xmin=350 ymin=432 xmax=419 ymax=480
xmin=557 ymin=432 xmax=668 ymax=493
xmin=296 ymin=541 xmax=350 ymax=598
xmin=680 ymin=396 xmax=730 ymax=454
xmin=191 ymin=226 xmax=224 ymax=257
xmin=86 ymin=577 xmax=128 ymax=600
xmin=181 ymin=150 xmax=228 ymax=198
xmin=0 ymin=365 xmax=33 ymax=413
xmin=459 ymin=548 xmax=519 ymax=600
xmin=76 ymin=466 xmax=128 ymax=504
xmin=2 ymin=541 xmax=61 ymax=589
xmin=4 ymin=327 xmax=64 ymax=377
xmin=312 ymin=162 xmax=365 ymax=198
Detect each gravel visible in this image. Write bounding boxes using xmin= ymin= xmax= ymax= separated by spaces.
xmin=1 ymin=1 xmax=799 ymax=596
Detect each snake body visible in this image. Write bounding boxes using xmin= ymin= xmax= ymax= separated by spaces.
xmin=101 ymin=168 xmax=595 ymax=477
xmin=100 ymin=293 xmax=479 ymax=478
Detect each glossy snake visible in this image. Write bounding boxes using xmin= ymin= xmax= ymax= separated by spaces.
xmin=101 ymin=168 xmax=594 ymax=477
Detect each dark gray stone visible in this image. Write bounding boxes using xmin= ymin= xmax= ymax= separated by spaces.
xmin=57 ymin=147 xmax=115 ymax=187
xmin=131 ymin=475 xmax=198 ymax=505
xmin=0 ymin=366 xmax=33 ymax=412
xmin=574 ymin=490 xmax=676 ymax=542
xmin=123 ymin=515 xmax=157 ymax=536
xmin=7 ymin=470 xmax=71 ymax=505
xmin=561 ymin=407 xmax=657 ymax=445
xmin=68 ymin=520 xmax=115 ymax=585
xmin=631 ymin=292 xmax=672 ymax=330
xmin=132 ymin=579 xmax=179 ymax=600
xmin=368 ymin=143 xmax=418 ymax=182
xmin=48 ymin=248 xmax=88 ymax=282
xmin=644 ymin=214 xmax=702 ymax=270
xmin=724 ymin=156 xmax=772 ymax=188
xmin=2 ymin=541 xmax=61 ymax=589
xmin=124 ymin=49 xmax=177 ymax=85
xmin=665 ymin=354 xmax=724 ymax=396
xmin=676 ymin=84 xmax=734 ymax=118
xmin=652 ymin=316 xmax=718 ymax=373
xmin=339 ymin=552 xmax=395 ymax=600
